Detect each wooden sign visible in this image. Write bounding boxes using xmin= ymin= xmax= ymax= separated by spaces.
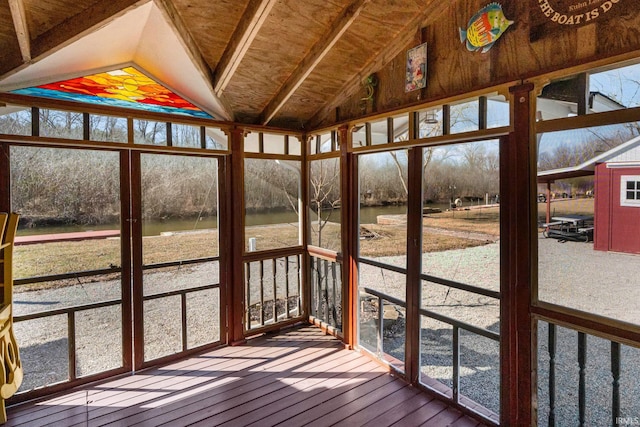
xmin=530 ymin=0 xmax=625 ymax=41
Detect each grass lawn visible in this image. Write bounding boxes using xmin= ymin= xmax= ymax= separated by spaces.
xmin=14 ymin=198 xmax=594 ymax=287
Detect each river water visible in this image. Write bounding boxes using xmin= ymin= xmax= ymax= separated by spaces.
xmin=17 ymin=203 xmax=457 ymax=237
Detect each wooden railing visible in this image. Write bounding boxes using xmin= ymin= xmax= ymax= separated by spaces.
xmin=360 ymin=287 xmax=406 ymax=360
xmin=538 ymin=320 xmax=636 ymax=427
xmin=309 ymin=247 xmax=342 ymax=334
xmin=11 ymin=256 xmax=221 ymax=399
xmin=362 ymin=283 xmax=500 ymax=423
xmin=243 ymin=251 xmax=303 ymax=332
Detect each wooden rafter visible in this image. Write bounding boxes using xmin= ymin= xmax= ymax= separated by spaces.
xmin=32 ymin=0 xmax=149 ymax=59
xmin=0 ymin=0 xmax=149 ymax=77
xmin=153 ymin=0 xmax=233 ymax=120
xmin=8 ymin=0 xmax=31 ymax=62
xmin=260 ymin=0 xmax=372 ymax=125
xmin=213 ymin=0 xmax=278 ymax=96
xmin=308 ymin=0 xmax=442 ymax=128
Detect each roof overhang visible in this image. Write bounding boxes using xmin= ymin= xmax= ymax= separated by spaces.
xmin=538 ymin=134 xmax=640 ymax=183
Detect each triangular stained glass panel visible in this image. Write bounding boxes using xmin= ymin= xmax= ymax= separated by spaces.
xmin=12 ymin=66 xmax=212 ymax=119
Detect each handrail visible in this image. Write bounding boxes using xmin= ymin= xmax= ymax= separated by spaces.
xmin=359 ymin=257 xmax=407 ymax=275
xmin=420 ymin=272 xmax=500 ymax=300
xmin=14 ymin=256 xmax=220 ymax=286
xmin=242 ymin=246 xmax=304 ymax=263
xmin=308 ymin=246 xmax=341 ymax=263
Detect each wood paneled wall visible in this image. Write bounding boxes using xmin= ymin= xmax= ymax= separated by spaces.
xmin=326 ymin=0 xmax=640 ymax=127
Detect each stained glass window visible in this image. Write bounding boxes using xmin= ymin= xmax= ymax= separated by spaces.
xmin=11 ymin=67 xmax=212 ymax=119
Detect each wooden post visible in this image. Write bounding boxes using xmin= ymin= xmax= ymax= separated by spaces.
xmin=501 ymin=83 xmax=535 ymax=426
xmin=217 ymin=154 xmax=230 ymax=344
xmin=405 ymin=145 xmax=423 ymax=385
xmin=339 ymin=124 xmax=357 ymax=348
xmin=130 ymin=151 xmax=144 ymax=369
xmin=120 ymin=151 xmax=133 ymax=371
xmin=300 ymin=133 xmax=311 ymax=322
xmin=228 ymin=127 xmax=247 ymax=345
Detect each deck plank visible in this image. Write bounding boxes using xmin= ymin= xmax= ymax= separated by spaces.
xmin=357 ymin=391 xmax=435 ymax=427
xmin=6 ymin=325 xmax=486 ymax=427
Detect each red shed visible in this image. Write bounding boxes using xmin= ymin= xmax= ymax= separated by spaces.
xmin=538 ymin=135 xmax=640 ymax=254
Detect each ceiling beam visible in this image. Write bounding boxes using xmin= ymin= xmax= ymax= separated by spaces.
xmin=308 ymin=0 xmax=443 ymax=128
xmin=8 ymin=0 xmax=31 ymax=62
xmin=0 ymin=0 xmax=149 ymax=78
xmin=260 ymin=0 xmax=372 ymax=125
xmin=32 ymin=0 xmax=150 ymax=59
xmin=213 ymin=0 xmax=278 ymax=96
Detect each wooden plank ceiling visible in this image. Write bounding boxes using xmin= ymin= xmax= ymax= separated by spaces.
xmin=0 ymin=0 xmax=443 ymax=130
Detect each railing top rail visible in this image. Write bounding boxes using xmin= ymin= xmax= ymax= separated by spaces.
xmin=421 ymin=273 xmax=500 ymax=300
xmin=243 ymin=246 xmax=304 ymax=262
xmin=308 ymin=246 xmax=341 ymax=263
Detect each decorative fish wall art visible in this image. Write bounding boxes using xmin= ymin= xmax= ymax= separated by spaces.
xmin=459 ymin=3 xmax=514 ymax=53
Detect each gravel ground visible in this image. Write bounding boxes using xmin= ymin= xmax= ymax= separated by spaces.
xmin=11 ymin=234 xmax=640 ymax=425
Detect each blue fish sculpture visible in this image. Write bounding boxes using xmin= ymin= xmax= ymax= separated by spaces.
xmin=459 ymin=3 xmax=513 ymax=53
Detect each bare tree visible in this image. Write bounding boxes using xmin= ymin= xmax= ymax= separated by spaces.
xmin=310 ymin=158 xmax=340 ymax=248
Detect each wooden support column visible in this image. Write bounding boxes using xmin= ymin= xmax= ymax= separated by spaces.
xmin=228 ymin=127 xmax=247 ymax=345
xmin=130 ymin=151 xmax=144 ymax=369
xmin=119 ymin=151 xmax=133 ymax=371
xmin=217 ymin=154 xmax=230 ymax=344
xmin=339 ymin=125 xmax=357 ymax=348
xmin=405 ymin=142 xmax=423 ymax=385
xmin=0 ymin=144 xmax=10 ymax=213
xmin=501 ymin=83 xmax=535 ymax=426
xmin=300 ymin=134 xmax=311 ymax=321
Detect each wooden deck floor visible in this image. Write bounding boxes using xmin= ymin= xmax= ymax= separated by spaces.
xmin=6 ymin=326 xmax=486 ymax=427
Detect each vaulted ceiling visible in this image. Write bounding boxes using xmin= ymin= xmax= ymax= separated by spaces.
xmin=0 ymin=0 xmax=443 ymax=130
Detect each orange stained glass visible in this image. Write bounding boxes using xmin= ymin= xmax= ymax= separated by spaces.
xmin=12 ymin=67 xmax=211 ymax=118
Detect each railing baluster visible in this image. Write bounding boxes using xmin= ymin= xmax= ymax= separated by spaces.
xmin=331 ymin=261 xmax=337 ymax=327
xmin=377 ymin=296 xmax=383 ymax=357
xmin=549 ymin=323 xmax=557 ymax=427
xmin=285 ymin=256 xmax=290 ymax=318
xmin=296 ymin=255 xmax=301 ymax=315
xmin=68 ymin=311 xmax=76 ymax=381
xmin=611 ymin=341 xmax=621 ymax=427
xmin=181 ymin=293 xmax=188 ymax=351
xmin=259 ymin=260 xmax=264 ymax=326
xmin=245 ymin=263 xmax=251 ymax=328
xmin=323 ymin=259 xmax=329 ymax=324
xmin=453 ymin=326 xmax=460 ymax=403
xmin=272 ymin=258 xmax=277 ymax=323
xmin=578 ymin=332 xmax=587 ymax=427
xmin=315 ymin=258 xmax=321 ymax=319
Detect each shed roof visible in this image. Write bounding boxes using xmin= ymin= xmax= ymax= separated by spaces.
xmin=537 ymin=134 xmax=640 ymax=183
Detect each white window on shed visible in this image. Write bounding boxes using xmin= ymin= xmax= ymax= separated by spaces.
xmin=621 ymin=175 xmax=640 ymax=207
